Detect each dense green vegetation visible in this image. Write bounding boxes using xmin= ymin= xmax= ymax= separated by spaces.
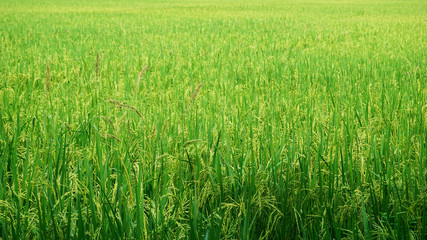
xmin=0 ymin=0 xmax=426 ymax=239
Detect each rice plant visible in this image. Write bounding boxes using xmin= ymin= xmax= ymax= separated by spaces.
xmin=0 ymin=0 xmax=426 ymax=239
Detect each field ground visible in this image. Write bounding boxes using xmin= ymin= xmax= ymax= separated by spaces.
xmin=0 ymin=0 xmax=426 ymax=239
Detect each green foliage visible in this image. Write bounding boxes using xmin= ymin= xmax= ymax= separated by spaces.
xmin=0 ymin=0 xmax=426 ymax=239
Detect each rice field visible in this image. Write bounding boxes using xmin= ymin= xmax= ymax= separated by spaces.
xmin=0 ymin=0 xmax=426 ymax=239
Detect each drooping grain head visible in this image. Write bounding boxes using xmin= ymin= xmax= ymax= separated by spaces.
xmin=190 ymin=82 xmax=204 ymax=104
xmin=45 ymin=62 xmax=51 ymax=95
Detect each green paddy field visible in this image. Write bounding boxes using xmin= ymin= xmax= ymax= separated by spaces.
xmin=0 ymin=0 xmax=426 ymax=239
